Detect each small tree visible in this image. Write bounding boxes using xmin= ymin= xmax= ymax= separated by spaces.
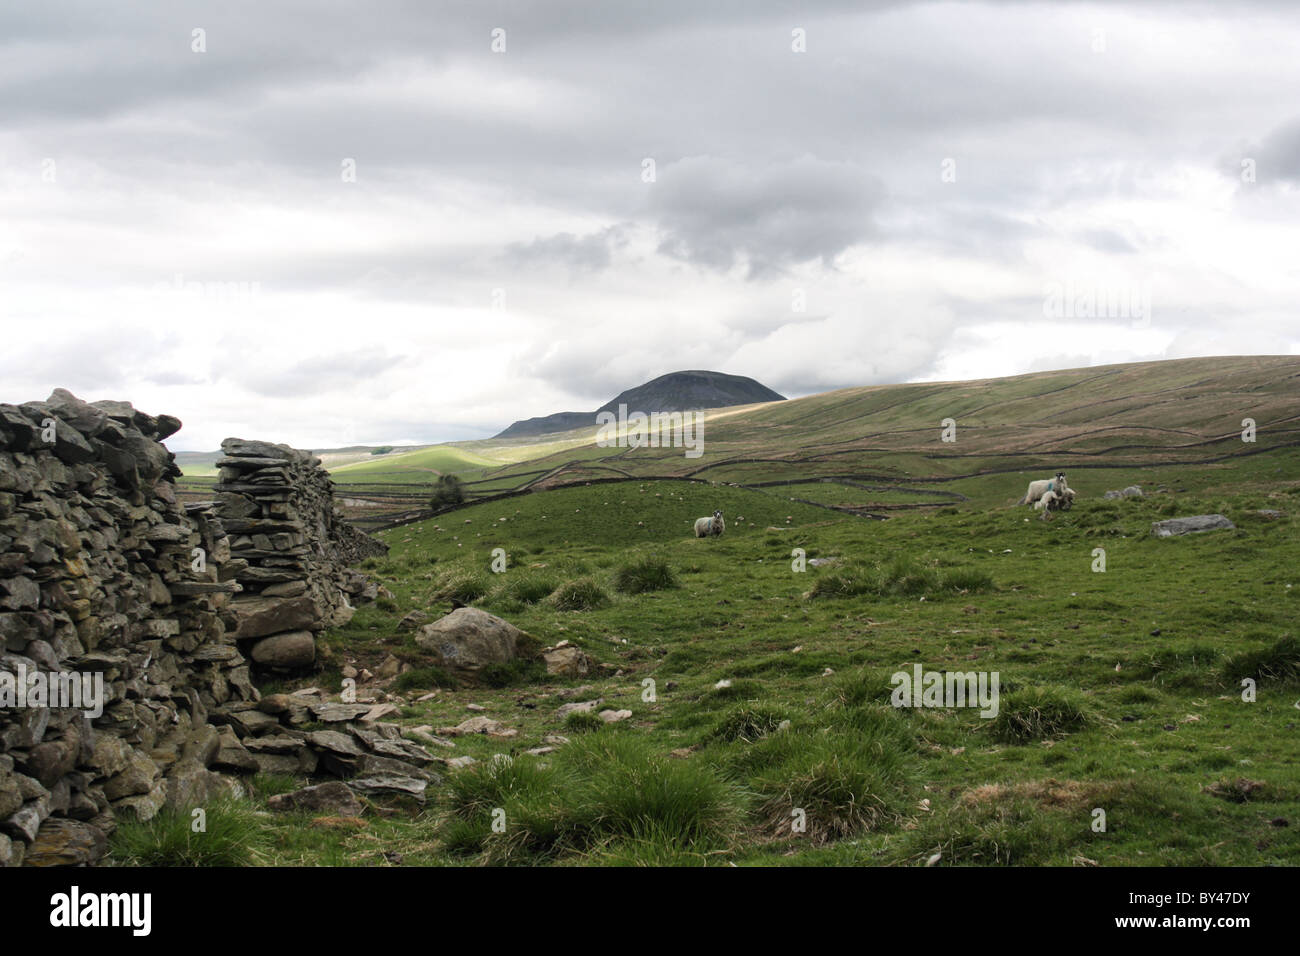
xmin=430 ymin=474 xmax=465 ymax=509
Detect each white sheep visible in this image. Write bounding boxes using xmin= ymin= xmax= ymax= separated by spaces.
xmin=1020 ymin=471 xmax=1070 ymax=506
xmin=694 ymin=510 xmax=725 ymax=538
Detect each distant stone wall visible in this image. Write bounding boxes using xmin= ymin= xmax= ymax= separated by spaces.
xmin=0 ymin=390 xmax=386 ymax=866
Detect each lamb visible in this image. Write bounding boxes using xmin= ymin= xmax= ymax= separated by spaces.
xmin=1020 ymin=471 xmax=1069 ymax=506
xmin=1034 ymin=490 xmax=1060 ymax=519
xmin=694 ymin=510 xmax=725 ymax=537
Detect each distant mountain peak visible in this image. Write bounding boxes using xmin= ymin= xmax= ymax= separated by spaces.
xmin=493 ymin=370 xmax=786 ymax=439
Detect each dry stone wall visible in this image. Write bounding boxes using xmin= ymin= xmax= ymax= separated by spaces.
xmin=215 ymin=439 xmax=387 ymax=671
xmin=0 ymin=390 xmax=389 ymax=867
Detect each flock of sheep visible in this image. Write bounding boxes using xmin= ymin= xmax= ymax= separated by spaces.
xmin=691 ymin=472 xmax=1075 ymax=537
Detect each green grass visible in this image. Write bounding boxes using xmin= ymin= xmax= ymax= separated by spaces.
xmin=439 ymin=735 xmax=746 ymax=864
xmin=109 ymin=800 xmax=270 ymax=866
xmin=177 ymin=358 xmax=1300 ymax=867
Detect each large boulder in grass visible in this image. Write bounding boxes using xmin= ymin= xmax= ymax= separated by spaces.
xmin=1151 ymin=514 xmax=1236 ymax=537
xmin=414 ymin=608 xmax=538 ymax=670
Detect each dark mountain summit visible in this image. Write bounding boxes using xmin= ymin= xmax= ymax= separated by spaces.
xmin=493 ymin=370 xmax=786 ymax=439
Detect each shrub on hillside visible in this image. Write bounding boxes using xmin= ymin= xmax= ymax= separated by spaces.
xmin=430 ymin=474 xmax=465 ymax=508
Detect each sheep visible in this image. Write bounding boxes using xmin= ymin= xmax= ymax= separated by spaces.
xmin=1019 ymin=471 xmax=1069 ymax=506
xmin=1034 ymin=490 xmax=1060 ymax=520
xmin=694 ymin=510 xmax=725 ymax=537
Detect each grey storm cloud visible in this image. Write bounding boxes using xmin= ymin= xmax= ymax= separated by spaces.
xmin=651 ymin=156 xmax=883 ymax=277
xmin=233 ymin=349 xmax=409 ymax=399
xmin=503 ymin=225 xmax=629 ymax=274
xmin=1254 ymin=117 xmax=1300 ymax=184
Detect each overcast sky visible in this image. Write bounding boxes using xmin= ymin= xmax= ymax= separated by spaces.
xmin=2 ymin=1 xmax=1298 ymax=450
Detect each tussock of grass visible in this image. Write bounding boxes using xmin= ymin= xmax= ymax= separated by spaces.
xmin=752 ymin=726 xmax=914 ymax=845
xmin=439 ymin=735 xmax=744 ymax=864
xmin=109 ymin=799 xmax=268 ymax=866
xmin=614 ymin=556 xmax=679 ymax=594
xmin=806 ymin=557 xmax=992 ymax=600
xmin=551 ymin=576 xmax=610 ymax=611
xmin=434 ymin=569 xmax=489 ymax=604
xmin=1221 ymin=635 xmax=1300 ymax=686
xmin=707 ymin=706 xmax=790 ymax=743
xmin=565 ymin=710 xmax=606 ymax=733
xmin=890 ymin=778 xmax=1199 ymax=866
xmin=501 ymin=572 xmax=561 ymax=605
xmin=479 ymin=657 xmax=547 ymax=688
xmin=250 ymin=773 xmax=300 ymax=798
xmin=937 ymin=566 xmax=994 ymax=593
xmin=829 ymin=668 xmax=895 ymax=708
xmin=1114 ymin=684 xmax=1162 ymax=705
xmin=990 ymin=686 xmax=1097 ymax=744
xmin=704 ymin=678 xmax=764 ymax=702
xmin=804 ymin=561 xmax=875 ymax=599
xmin=1204 ymin=777 xmax=1270 ymax=803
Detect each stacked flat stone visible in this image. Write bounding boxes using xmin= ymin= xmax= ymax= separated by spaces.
xmin=215 ymin=439 xmax=387 ymax=671
xmin=0 ymin=392 xmax=390 ymax=867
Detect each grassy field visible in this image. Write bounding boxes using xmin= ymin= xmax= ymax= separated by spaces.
xmin=114 ymin=440 xmax=1300 ymax=866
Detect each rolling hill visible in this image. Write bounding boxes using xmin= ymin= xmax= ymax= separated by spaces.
xmin=471 ymin=355 xmax=1300 ymax=494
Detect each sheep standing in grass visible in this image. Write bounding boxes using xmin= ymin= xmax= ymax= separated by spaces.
xmin=694 ymin=510 xmax=725 ymax=537
xmin=1020 ymin=471 xmax=1069 ymax=506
